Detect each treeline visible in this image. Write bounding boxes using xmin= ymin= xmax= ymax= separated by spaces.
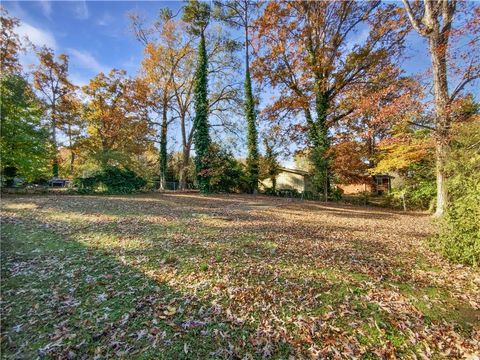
xmin=1 ymin=2 xmax=479 ymax=264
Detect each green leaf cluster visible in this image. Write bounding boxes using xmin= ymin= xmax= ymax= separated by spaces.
xmin=0 ymin=74 xmax=52 ymax=182
xmin=73 ymin=166 xmax=146 ymax=194
xmin=437 ymin=120 xmax=480 ymax=266
xmin=191 ymin=30 xmax=211 ymax=193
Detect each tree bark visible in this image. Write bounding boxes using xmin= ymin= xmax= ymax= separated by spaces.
xmin=159 ymin=102 xmax=168 ymax=190
xmin=179 ymin=145 xmax=191 ymax=190
xmin=51 ymin=103 xmax=59 ymax=177
xmin=402 ymin=0 xmax=457 ymax=217
xmin=429 ymin=31 xmax=450 ymax=217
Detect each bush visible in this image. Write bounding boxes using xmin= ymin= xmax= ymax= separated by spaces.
xmin=436 ymin=120 xmax=480 ymax=266
xmin=74 ymin=167 xmax=146 ymax=194
xmin=277 ymin=188 xmax=300 ymax=198
xmin=263 ymin=188 xmax=325 ymax=201
xmin=263 ymin=187 xmax=278 ymax=196
xmin=199 ymin=144 xmax=248 ymax=193
xmin=408 ymin=179 xmax=436 ymax=209
xmin=329 ymin=187 xmax=343 ymax=202
xmin=388 ymin=179 xmax=436 ymax=211
xmin=2 ymin=166 xmax=17 ymax=187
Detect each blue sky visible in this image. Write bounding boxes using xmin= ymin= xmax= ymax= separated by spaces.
xmin=4 ymin=1 xmax=186 ymax=87
xmin=3 ymin=1 xmax=436 ymax=86
xmin=3 ymin=1 xmax=478 ymax=165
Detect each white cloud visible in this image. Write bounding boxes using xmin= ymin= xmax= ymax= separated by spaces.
xmin=67 ymin=48 xmax=108 ymax=74
xmin=122 ymin=55 xmax=140 ymax=73
xmin=38 ymin=0 xmax=52 ymax=19
xmin=17 ymin=21 xmax=57 ymax=50
xmin=97 ymin=12 xmax=113 ymax=27
xmin=72 ymin=0 xmax=89 ymax=20
xmin=69 ymin=73 xmax=91 ymax=88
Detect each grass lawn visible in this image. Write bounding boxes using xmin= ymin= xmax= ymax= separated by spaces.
xmin=1 ymin=193 xmax=479 ymax=359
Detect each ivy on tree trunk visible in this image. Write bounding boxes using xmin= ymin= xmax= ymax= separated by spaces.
xmin=193 ymin=32 xmax=211 ymax=193
xmin=245 ymin=66 xmax=258 ymax=193
xmin=305 ymin=89 xmax=330 ymax=201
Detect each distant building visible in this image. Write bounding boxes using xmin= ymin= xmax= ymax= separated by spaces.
xmin=336 ymin=174 xmax=393 ymax=195
xmin=260 ymin=167 xmax=313 ymax=193
xmin=260 ymin=167 xmax=394 ymax=196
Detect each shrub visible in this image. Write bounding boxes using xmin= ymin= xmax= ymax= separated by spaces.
xmin=263 ymin=188 xmax=325 ymax=201
xmin=3 ymin=166 xmax=17 ymax=187
xmin=263 ymin=187 xmax=278 ymax=196
xmin=389 ymin=179 xmax=436 ymax=211
xmin=277 ymin=188 xmax=300 ymax=197
xmin=329 ymin=187 xmax=343 ymax=202
xmin=408 ymin=179 xmax=436 ymax=209
xmin=436 ymin=120 xmax=480 ymax=266
xmin=74 ymin=167 xmax=146 ymax=194
xmin=199 ymin=144 xmax=248 ymax=193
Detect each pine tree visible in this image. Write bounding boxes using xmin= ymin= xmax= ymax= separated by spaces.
xmin=263 ymin=137 xmax=279 ymax=192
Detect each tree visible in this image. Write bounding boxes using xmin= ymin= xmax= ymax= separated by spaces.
xmin=340 ymin=66 xmax=420 ymax=167
xmin=1 ymin=74 xmax=52 ymax=183
xmin=260 ymin=136 xmax=280 ymax=192
xmin=438 ymin=117 xmax=480 ymax=265
xmin=214 ymin=0 xmax=259 ymax=193
xmin=373 ymin=124 xmax=436 ymax=209
xmin=330 ymin=140 xmax=370 ymax=185
xmin=131 ymin=8 xmax=240 ymax=191
xmin=201 ymin=143 xmax=247 ymax=193
xmin=81 ymin=69 xmax=152 ymax=170
xmin=57 ymin=94 xmax=84 ymax=177
xmin=132 ymin=9 xmax=192 ymax=189
xmin=183 ymin=0 xmax=212 ymax=193
xmin=254 ymin=1 xmax=408 ymax=200
xmin=33 ymin=47 xmax=76 ymax=177
xmin=0 ymin=7 xmax=24 ymax=74
xmin=402 ymin=0 xmax=480 ymax=216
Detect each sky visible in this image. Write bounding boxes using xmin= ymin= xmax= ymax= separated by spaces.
xmin=3 ymin=1 xmax=436 ymax=86
xmin=3 ymin=1 xmax=478 ymax=166
xmin=3 ymin=1 xmax=185 ymax=87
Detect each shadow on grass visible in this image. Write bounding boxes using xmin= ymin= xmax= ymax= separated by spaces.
xmin=0 ymin=219 xmax=279 ymax=359
xmin=1 ymin=194 xmax=478 ymax=358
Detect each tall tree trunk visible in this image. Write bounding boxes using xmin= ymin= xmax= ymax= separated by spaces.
xmin=69 ymin=152 xmax=75 ymax=177
xmin=402 ymin=0 xmax=457 ymax=217
xmin=306 ymin=86 xmax=330 ymax=201
xmin=244 ymin=16 xmax=259 ymax=194
xmin=429 ymin=34 xmax=450 ymax=217
xmin=101 ymin=138 xmax=109 ymax=170
xmin=51 ymin=105 xmax=59 ymax=177
xmin=159 ymin=104 xmax=168 ymax=190
xmin=179 ymin=145 xmax=190 ymax=190
xmin=367 ymin=129 xmax=375 ymax=168
xmin=68 ymin=125 xmax=74 ymax=177
xmin=318 ymin=91 xmax=329 ymax=203
xmin=193 ymin=31 xmax=210 ymax=193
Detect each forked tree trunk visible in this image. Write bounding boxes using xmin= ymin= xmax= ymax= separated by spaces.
xmin=402 ymin=0 xmax=457 ymax=217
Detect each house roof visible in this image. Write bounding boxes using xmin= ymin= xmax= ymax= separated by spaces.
xmin=372 ymin=173 xmax=395 ymax=179
xmin=278 ymin=167 xmax=310 ymax=176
